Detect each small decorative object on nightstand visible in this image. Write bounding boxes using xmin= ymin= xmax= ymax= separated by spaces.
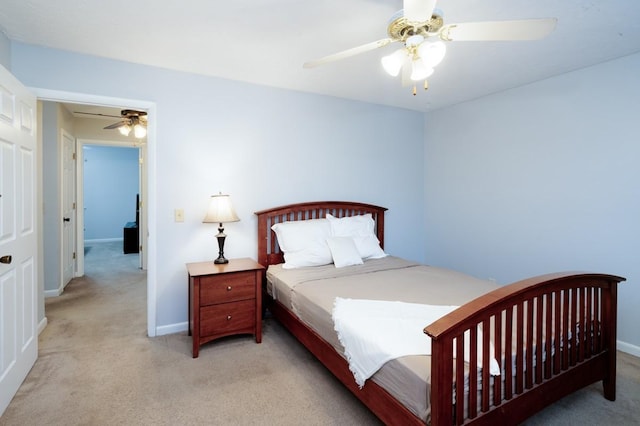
xmin=186 ymin=258 xmax=264 ymax=358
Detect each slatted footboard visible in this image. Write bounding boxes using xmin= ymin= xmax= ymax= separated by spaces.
xmin=425 ymin=272 xmax=625 ymax=426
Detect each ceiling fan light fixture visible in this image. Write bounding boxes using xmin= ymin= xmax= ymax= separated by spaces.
xmin=410 ymin=59 xmax=433 ymax=81
xmin=133 ymin=123 xmax=147 ymax=139
xmin=118 ymin=125 xmax=132 ymax=136
xmin=418 ymin=41 xmax=447 ymax=68
xmin=381 ymin=48 xmax=407 ymax=77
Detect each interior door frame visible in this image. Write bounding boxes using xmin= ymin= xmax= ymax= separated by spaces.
xmin=31 ymin=88 xmax=158 ymax=337
xmin=76 ymin=139 xmax=146 ymax=276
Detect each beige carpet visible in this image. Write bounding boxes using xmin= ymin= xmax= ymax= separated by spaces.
xmin=1 ymin=241 xmax=639 ymax=425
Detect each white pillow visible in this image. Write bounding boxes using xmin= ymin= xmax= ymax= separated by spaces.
xmin=271 ymin=219 xmax=333 ymax=269
xmin=326 ymin=213 xmax=387 ymax=259
xmin=326 ymin=237 xmax=364 ymax=268
xmin=326 ymin=213 xmax=375 ymax=235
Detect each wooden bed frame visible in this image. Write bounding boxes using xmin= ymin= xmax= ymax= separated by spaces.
xmin=255 ymin=201 xmax=625 ymax=425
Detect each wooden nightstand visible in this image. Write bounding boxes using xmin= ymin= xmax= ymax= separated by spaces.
xmin=186 ymin=258 xmax=264 ymax=358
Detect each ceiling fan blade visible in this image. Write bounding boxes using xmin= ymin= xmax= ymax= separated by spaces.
xmin=75 ymin=111 xmax=122 ymax=118
xmin=441 ymin=18 xmax=557 ymax=41
xmin=303 ymin=38 xmax=394 ymax=68
xmin=403 ymin=0 xmax=437 ymax=22
xmin=104 ymin=121 xmax=125 ymax=130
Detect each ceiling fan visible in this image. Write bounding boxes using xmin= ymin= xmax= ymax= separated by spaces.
xmin=303 ymin=0 xmax=557 ymax=95
xmin=103 ymin=110 xmax=148 ymax=138
xmin=73 ymin=108 xmax=148 ymax=138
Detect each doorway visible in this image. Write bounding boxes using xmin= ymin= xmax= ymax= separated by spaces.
xmin=78 ymin=142 xmax=142 ymax=272
xmin=34 ymin=88 xmax=157 ymax=337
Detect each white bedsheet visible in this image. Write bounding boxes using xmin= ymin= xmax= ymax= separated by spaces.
xmin=333 ymin=298 xmax=501 ymax=388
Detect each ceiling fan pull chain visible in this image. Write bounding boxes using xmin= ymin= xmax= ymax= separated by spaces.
xmin=412 ymin=85 xmax=417 ymax=96
xmin=424 ymin=80 xmax=429 ymax=91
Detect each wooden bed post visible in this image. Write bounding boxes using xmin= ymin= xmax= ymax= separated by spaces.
xmin=256 ymin=212 xmax=268 ymax=267
xmin=429 ymin=336 xmax=454 ymax=426
xmin=602 ymin=278 xmax=618 ymax=401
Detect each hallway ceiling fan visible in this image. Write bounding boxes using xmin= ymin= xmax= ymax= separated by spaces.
xmin=304 ymin=0 xmax=557 ymax=95
xmin=73 ymin=108 xmax=148 ymax=138
xmin=103 ymin=110 xmax=148 ymax=138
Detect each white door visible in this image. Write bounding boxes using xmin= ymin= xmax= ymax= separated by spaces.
xmin=0 ymin=65 xmax=38 ymax=415
xmin=61 ymin=129 xmax=75 ymax=287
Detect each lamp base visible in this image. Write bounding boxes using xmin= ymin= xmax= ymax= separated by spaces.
xmin=214 ymin=227 xmax=229 ymax=264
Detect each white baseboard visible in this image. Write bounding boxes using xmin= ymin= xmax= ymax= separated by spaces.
xmin=152 ymin=325 xmax=640 ymax=358
xmin=617 ymin=340 xmax=640 ymax=358
xmin=37 ymin=317 xmax=48 ymax=335
xmin=155 ymin=321 xmax=188 ymax=336
xmin=44 ymin=288 xmax=62 ymax=298
xmin=84 ymin=238 xmax=123 ymax=243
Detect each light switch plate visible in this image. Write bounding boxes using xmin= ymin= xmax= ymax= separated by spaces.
xmin=174 ymin=209 xmax=184 ymax=222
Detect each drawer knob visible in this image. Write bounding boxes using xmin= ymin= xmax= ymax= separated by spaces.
xmin=227 ymin=286 xmax=232 ymax=291
xmin=226 ymin=315 xmax=232 ymax=320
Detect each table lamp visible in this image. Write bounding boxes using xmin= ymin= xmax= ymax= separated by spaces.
xmin=203 ymin=193 xmax=240 ymax=264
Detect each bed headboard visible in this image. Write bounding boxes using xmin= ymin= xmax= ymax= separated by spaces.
xmin=254 ymin=201 xmax=388 ymax=267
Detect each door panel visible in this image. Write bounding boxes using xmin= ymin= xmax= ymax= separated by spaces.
xmin=61 ymin=129 xmax=75 ymax=287
xmin=0 ymin=64 xmax=38 ymax=416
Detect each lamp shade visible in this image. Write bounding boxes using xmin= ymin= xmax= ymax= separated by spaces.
xmin=133 ymin=123 xmax=147 ymax=138
xmin=118 ymin=125 xmax=131 ymax=136
xmin=410 ymin=59 xmax=434 ymax=81
xmin=381 ymin=48 xmax=408 ymax=77
xmin=203 ymin=194 xmax=240 ymax=224
xmin=418 ymin=41 xmax=447 ymax=68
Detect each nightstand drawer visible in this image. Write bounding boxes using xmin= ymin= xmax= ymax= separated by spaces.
xmin=200 ymin=300 xmax=256 ymax=336
xmin=200 ymin=271 xmax=256 ymax=305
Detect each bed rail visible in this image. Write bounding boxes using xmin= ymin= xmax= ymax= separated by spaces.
xmin=425 ymin=272 xmax=625 ymax=426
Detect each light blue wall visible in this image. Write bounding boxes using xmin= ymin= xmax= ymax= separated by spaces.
xmin=424 ymin=53 xmax=640 ymax=350
xmin=9 ymin=40 xmax=639 ymax=352
xmin=11 ymin=42 xmax=425 ymax=331
xmin=41 ymin=102 xmax=61 ymax=294
xmin=83 ymin=145 xmax=139 ymax=241
xmin=83 ymin=145 xmax=140 ymax=241
xmin=41 ymin=102 xmax=76 ymax=295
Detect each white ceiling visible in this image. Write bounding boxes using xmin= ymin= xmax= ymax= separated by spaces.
xmin=1 ymin=0 xmax=639 ymax=112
